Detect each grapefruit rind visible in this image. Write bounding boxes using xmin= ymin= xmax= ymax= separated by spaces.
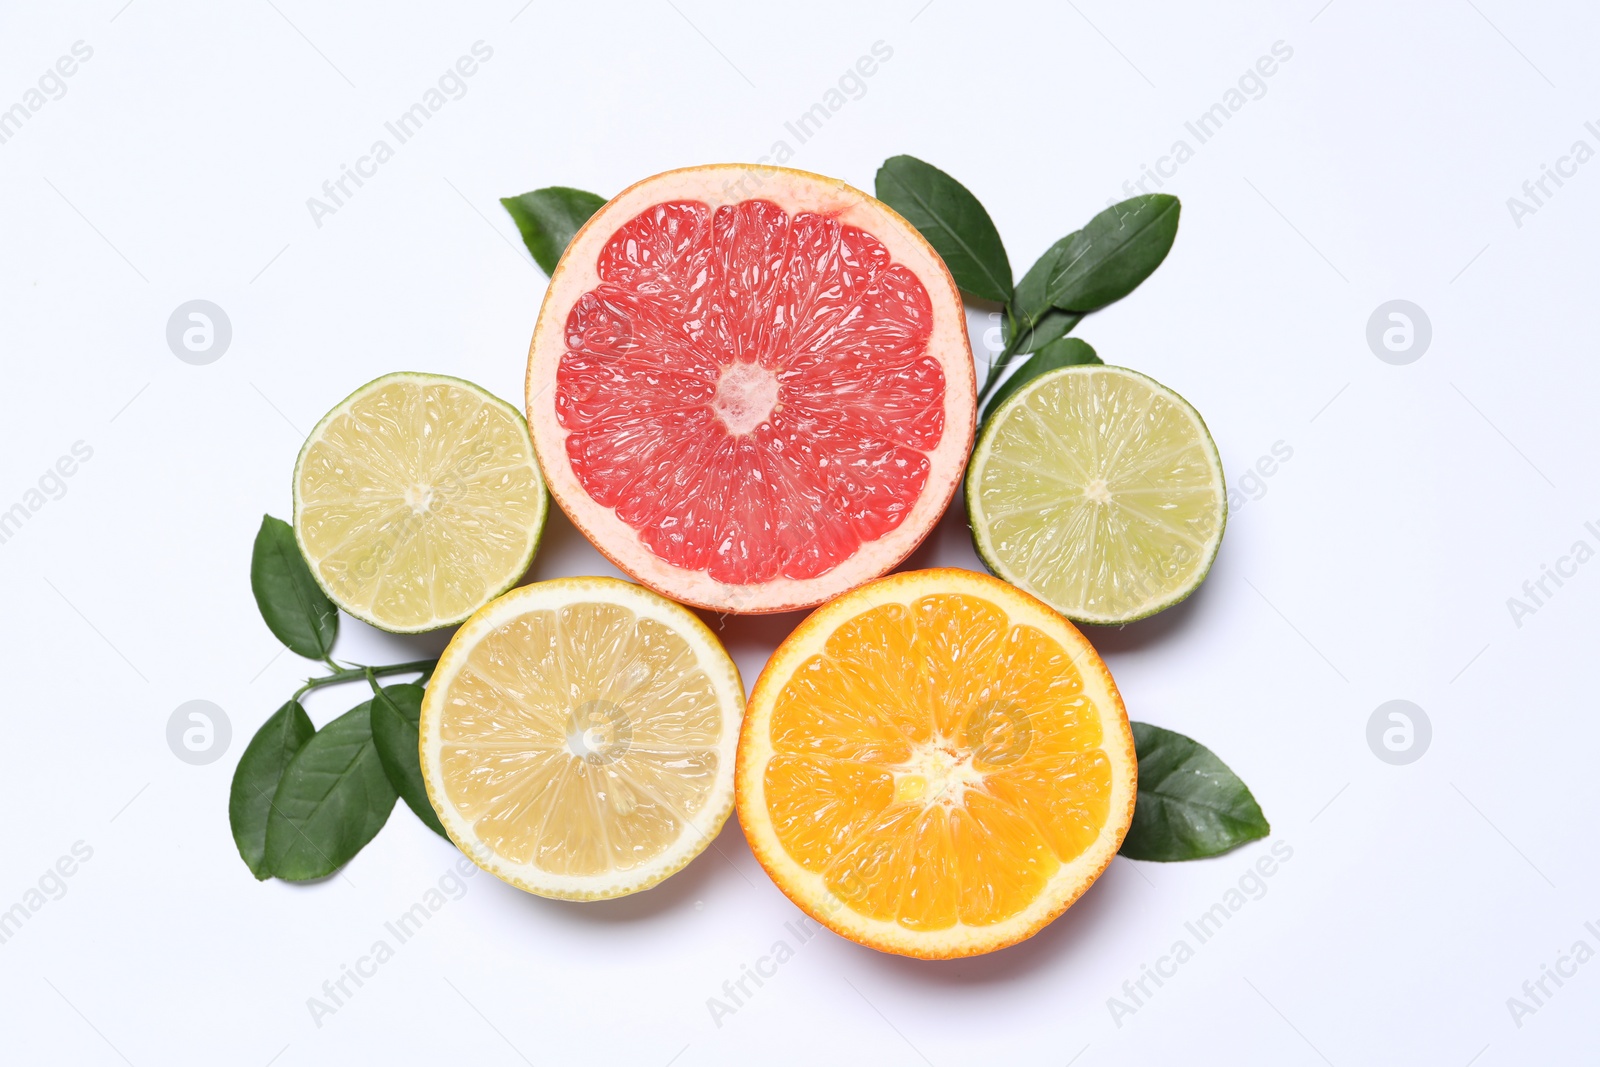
xmin=735 ymin=568 xmax=1137 ymax=959
xmin=966 ymin=365 xmax=1227 ymax=626
xmin=419 ymin=576 xmax=744 ymax=900
xmin=526 ymin=164 xmax=977 ymax=615
xmin=291 ymin=371 xmax=548 ymax=634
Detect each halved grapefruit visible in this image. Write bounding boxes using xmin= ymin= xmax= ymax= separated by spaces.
xmin=525 ymin=165 xmax=976 ymax=614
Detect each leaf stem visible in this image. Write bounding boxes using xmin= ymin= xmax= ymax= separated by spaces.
xmin=979 ymin=331 xmax=1024 ymax=407
xmin=294 ymin=658 xmax=438 ymax=700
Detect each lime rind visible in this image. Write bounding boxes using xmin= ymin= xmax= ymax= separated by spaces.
xmin=292 ymin=371 xmax=549 ymax=634
xmin=966 ymin=364 xmax=1226 ymax=625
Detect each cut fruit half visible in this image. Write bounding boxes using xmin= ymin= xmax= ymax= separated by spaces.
xmin=419 ymin=577 xmax=744 ymax=900
xmin=526 ymin=165 xmax=977 ymax=614
xmin=294 ymin=372 xmax=547 ymax=633
xmin=737 ymin=568 xmax=1136 ymax=958
xmin=967 ymin=365 xmax=1226 ymax=625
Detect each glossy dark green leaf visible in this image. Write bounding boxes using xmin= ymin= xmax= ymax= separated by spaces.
xmin=875 ymin=155 xmax=1012 ymax=303
xmin=1046 ymin=195 xmax=1180 ymax=313
xmin=985 ymin=290 xmax=1080 ymax=403
xmin=250 ymin=515 xmax=337 ymax=660
xmin=1008 ymin=308 xmax=1083 ymax=358
xmin=229 ymin=699 xmax=315 ymax=880
xmin=500 ymin=187 xmax=607 ymax=275
xmin=1120 ymin=722 xmax=1270 ymax=861
xmin=982 ymin=339 xmax=1101 ymax=424
xmin=369 ymin=681 xmax=448 ymax=839
xmin=264 ymin=700 xmax=397 ymax=881
xmin=1010 ymin=234 xmax=1076 ymax=334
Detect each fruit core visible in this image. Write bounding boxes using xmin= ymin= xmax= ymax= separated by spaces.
xmin=564 ymin=699 xmax=631 ymax=763
xmin=403 ymin=483 xmax=436 ymax=515
xmin=712 ymin=361 xmax=781 ymax=434
xmin=892 ymin=745 xmax=985 ymax=808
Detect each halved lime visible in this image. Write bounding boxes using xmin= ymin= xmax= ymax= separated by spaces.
xmin=966 ymin=365 xmax=1225 ymax=625
xmin=293 ymin=372 xmax=548 ymax=633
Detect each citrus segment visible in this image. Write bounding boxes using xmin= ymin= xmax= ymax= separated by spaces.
xmin=737 ymin=569 xmax=1136 ymax=958
xmin=528 ymin=165 xmax=976 ymax=613
xmin=419 ymin=577 xmax=743 ymax=899
xmin=293 ymin=372 xmax=547 ymax=633
xmin=968 ymin=365 xmax=1226 ymax=624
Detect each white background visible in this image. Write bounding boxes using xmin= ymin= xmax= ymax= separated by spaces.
xmin=2 ymin=1 xmax=1597 ymax=1063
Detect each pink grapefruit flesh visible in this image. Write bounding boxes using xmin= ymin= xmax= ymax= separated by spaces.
xmin=527 ymin=165 xmax=975 ymax=614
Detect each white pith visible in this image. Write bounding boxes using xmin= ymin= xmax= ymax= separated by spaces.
xmin=712 ymin=361 xmax=782 ymax=435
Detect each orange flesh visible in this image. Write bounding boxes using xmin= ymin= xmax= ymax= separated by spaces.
xmin=763 ymin=593 xmax=1112 ymax=930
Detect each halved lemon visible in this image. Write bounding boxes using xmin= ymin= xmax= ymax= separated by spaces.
xmin=293 ymin=372 xmax=547 ymax=633
xmin=737 ymin=568 xmax=1135 ymax=958
xmin=967 ymin=364 xmax=1226 ymax=625
xmin=420 ymin=577 xmax=744 ymax=899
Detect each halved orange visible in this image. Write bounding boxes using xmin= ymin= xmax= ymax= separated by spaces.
xmin=736 ymin=568 xmax=1136 ymax=958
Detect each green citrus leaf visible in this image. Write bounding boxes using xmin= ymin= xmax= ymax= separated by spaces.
xmin=1046 ymin=195 xmax=1180 ymax=313
xmin=875 ymin=155 xmax=1012 ymax=303
xmin=369 ymin=681 xmax=448 ymax=839
xmin=264 ymin=700 xmax=396 ymax=881
xmin=982 ymin=338 xmax=1101 ymax=425
xmin=500 ymin=187 xmax=607 ymax=275
xmin=250 ymin=515 xmax=337 ymax=660
xmin=1120 ymin=722 xmax=1269 ymax=861
xmin=229 ymin=699 xmax=315 ymax=880
xmin=1008 ymin=308 xmax=1082 ymax=359
xmin=1011 ymin=235 xmax=1078 ymax=338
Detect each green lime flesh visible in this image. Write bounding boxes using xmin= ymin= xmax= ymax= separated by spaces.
xmin=966 ymin=364 xmax=1226 ymax=625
